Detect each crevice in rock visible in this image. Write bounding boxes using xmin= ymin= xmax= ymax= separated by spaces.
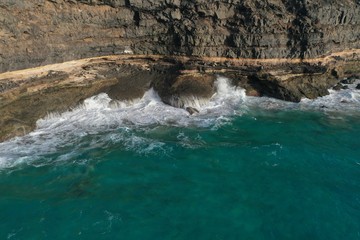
xmin=133 ymin=10 xmax=140 ymax=27
xmin=285 ymin=0 xmax=310 ymax=59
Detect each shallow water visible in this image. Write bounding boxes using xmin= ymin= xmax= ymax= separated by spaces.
xmin=0 ymin=77 xmax=360 ymax=239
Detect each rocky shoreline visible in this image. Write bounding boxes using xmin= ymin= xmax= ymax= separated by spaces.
xmin=1 ymin=50 xmax=360 ymax=142
xmin=1 ymin=0 xmax=360 ymax=141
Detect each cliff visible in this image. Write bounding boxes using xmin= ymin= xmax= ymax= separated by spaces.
xmin=1 ymin=0 xmax=360 ymax=72
xmin=0 ymin=0 xmax=360 ymax=141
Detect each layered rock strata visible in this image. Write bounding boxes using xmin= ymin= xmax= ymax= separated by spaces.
xmin=1 ymin=0 xmax=360 ymax=141
xmin=1 ymin=0 xmax=360 ymax=72
xmin=1 ymin=51 xmax=359 ymax=141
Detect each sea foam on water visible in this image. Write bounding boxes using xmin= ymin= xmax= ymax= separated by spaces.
xmin=0 ymin=76 xmax=359 ymax=170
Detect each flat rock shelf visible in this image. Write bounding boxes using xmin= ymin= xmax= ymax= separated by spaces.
xmin=0 ymin=51 xmax=359 ymax=142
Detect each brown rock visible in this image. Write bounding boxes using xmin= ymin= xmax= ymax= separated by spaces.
xmin=153 ymin=73 xmax=215 ymax=108
xmin=0 ymin=53 xmax=360 ymax=142
xmin=245 ymin=88 xmax=261 ymax=97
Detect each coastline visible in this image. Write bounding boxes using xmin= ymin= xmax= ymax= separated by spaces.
xmin=1 ymin=49 xmax=360 ymax=142
xmin=2 ymin=1 xmax=360 ymax=237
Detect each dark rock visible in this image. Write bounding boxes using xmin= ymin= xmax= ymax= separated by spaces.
xmin=153 ymin=73 xmax=215 ymax=108
xmin=1 ymin=0 xmax=360 ymax=72
xmin=0 ymin=80 xmax=19 ymax=93
xmin=356 ymin=84 xmax=360 ymax=90
xmin=341 ymin=78 xmax=356 ymax=84
xmin=333 ymin=82 xmax=349 ymax=90
xmin=1 ymin=0 xmax=360 ymax=142
xmin=333 ymin=83 xmax=343 ymax=91
xmin=186 ymin=107 xmax=199 ymax=115
xmin=0 ymin=54 xmax=359 ymax=142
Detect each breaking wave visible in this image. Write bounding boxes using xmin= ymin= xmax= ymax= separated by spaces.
xmin=0 ymin=76 xmax=359 ymax=169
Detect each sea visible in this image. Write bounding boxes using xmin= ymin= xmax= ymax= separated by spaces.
xmin=0 ymin=77 xmax=359 ymax=239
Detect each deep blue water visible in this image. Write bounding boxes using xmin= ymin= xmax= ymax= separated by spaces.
xmin=0 ymin=78 xmax=360 ymax=239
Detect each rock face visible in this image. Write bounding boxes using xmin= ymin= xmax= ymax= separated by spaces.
xmin=1 ymin=0 xmax=360 ymax=72
xmin=1 ymin=52 xmax=359 ymax=141
xmin=0 ymin=56 xmax=173 ymax=141
xmin=1 ymin=0 xmax=360 ymax=142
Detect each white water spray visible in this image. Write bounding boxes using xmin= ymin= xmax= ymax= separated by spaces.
xmin=0 ymin=76 xmax=359 ymax=169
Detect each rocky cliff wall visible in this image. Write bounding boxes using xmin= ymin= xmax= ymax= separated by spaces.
xmin=1 ymin=0 xmax=360 ymax=72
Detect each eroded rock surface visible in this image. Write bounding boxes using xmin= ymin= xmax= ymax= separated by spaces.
xmin=1 ymin=0 xmax=360 ymax=72
xmin=1 ymin=52 xmax=359 ymax=141
xmin=1 ymin=0 xmax=360 ymax=141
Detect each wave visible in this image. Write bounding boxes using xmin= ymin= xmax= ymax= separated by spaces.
xmin=246 ymin=79 xmax=360 ymax=113
xmin=0 ymin=76 xmax=359 ymax=169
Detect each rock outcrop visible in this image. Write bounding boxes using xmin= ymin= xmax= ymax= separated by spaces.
xmin=1 ymin=0 xmax=360 ymax=72
xmin=1 ymin=51 xmax=359 ymax=141
xmin=0 ymin=0 xmax=360 ymax=141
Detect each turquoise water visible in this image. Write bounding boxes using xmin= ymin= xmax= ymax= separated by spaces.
xmin=1 ymin=78 xmax=360 ymax=239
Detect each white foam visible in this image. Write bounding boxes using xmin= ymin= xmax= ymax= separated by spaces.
xmin=168 ymin=95 xmax=210 ymax=109
xmin=245 ymin=79 xmax=360 ymax=113
xmin=300 ymin=85 xmax=360 ymax=112
xmin=0 ymin=77 xmax=246 ymax=169
xmin=0 ymin=76 xmax=359 ymax=170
